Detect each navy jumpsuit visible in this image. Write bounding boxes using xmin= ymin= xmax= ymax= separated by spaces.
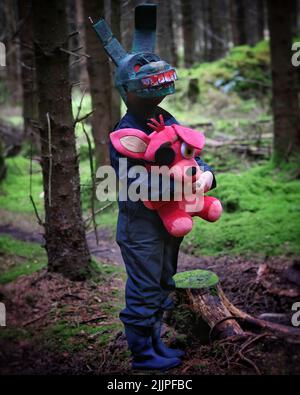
xmin=110 ymin=107 xmax=216 ymax=328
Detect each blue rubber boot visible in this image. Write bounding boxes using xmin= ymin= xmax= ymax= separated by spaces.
xmin=152 ymin=314 xmax=185 ymax=359
xmin=124 ymin=325 xmax=181 ymax=370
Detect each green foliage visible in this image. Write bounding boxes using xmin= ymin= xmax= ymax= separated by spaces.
xmin=183 ymin=163 xmax=300 ymax=256
xmin=0 ymin=156 xmax=44 ymax=214
xmin=0 ymin=235 xmax=47 ymax=284
xmin=164 ymin=40 xmax=271 ymax=124
xmin=174 ymin=269 xmax=219 ymax=289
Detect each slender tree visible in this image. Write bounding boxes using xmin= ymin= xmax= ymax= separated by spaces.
xmin=4 ymin=0 xmax=22 ymax=105
xmin=230 ymin=0 xmax=265 ymax=46
xmin=267 ymin=0 xmax=300 ymax=164
xmin=17 ymin=0 xmax=38 ymax=137
xmin=75 ymin=0 xmax=90 ymax=89
xmin=157 ymin=0 xmax=177 ymax=66
xmin=230 ymin=0 xmax=247 ymax=45
xmin=83 ymin=0 xmax=112 ymax=166
xmin=110 ymin=0 xmax=121 ymax=128
xmin=32 ymin=0 xmax=91 ymax=280
xmin=244 ymin=0 xmax=265 ymax=45
xmin=207 ymin=0 xmax=228 ymax=60
xmin=181 ymin=0 xmax=195 ymax=67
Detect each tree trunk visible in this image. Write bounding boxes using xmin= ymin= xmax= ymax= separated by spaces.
xmin=32 ymin=0 xmax=91 ymax=281
xmin=83 ymin=0 xmax=112 ymax=167
xmin=181 ymin=0 xmax=195 ymax=67
xmin=244 ymin=0 xmax=265 ymax=46
xmin=200 ymin=0 xmax=210 ymax=61
xmin=17 ymin=0 xmax=39 ymax=139
xmin=267 ymin=0 xmax=300 ymax=164
xmin=110 ymin=0 xmax=121 ymax=128
xmin=157 ymin=0 xmax=177 ymax=66
xmin=207 ymin=0 xmax=228 ymax=61
xmin=230 ymin=0 xmax=247 ymax=45
xmin=4 ymin=0 xmax=22 ymax=106
xmin=75 ymin=0 xmax=89 ymax=90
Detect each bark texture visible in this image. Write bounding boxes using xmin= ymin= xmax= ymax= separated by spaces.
xmin=83 ymin=0 xmax=112 ymax=166
xmin=267 ymin=0 xmax=300 ymax=164
xmin=33 ymin=0 xmax=91 ymax=280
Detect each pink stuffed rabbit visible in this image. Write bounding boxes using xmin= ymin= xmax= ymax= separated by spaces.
xmin=110 ymin=115 xmax=222 ymax=237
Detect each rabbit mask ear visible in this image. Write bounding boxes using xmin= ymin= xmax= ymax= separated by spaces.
xmin=110 ymin=128 xmax=150 ymax=159
xmin=132 ymin=4 xmax=157 ymax=54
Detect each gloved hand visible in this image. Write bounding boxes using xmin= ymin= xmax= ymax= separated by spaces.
xmin=192 ymin=171 xmax=214 ymax=194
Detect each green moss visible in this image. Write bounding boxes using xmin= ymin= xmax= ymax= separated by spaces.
xmin=41 ymin=320 xmax=121 ymax=352
xmin=0 ymin=235 xmax=47 ymax=284
xmin=183 ymin=163 xmax=300 ymax=256
xmin=174 ymin=269 xmax=219 ymax=289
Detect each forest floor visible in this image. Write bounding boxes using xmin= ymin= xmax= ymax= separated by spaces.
xmin=0 ymin=211 xmax=300 ymax=375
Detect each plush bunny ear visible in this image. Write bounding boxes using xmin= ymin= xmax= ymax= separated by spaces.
xmin=172 ymin=124 xmax=205 ymax=151
xmin=110 ymin=128 xmax=150 ymax=159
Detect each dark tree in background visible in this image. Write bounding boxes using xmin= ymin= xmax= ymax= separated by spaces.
xmin=181 ymin=0 xmax=195 ymax=67
xmin=207 ymin=0 xmax=229 ymax=61
xmin=156 ymin=0 xmax=177 ymax=66
xmin=17 ymin=0 xmax=38 ymax=138
xmin=230 ymin=0 xmax=246 ymax=45
xmin=267 ymin=0 xmax=300 ymax=164
xmin=230 ymin=0 xmax=265 ymax=46
xmin=75 ymin=0 xmax=90 ymax=89
xmin=244 ymin=0 xmax=265 ymax=46
xmin=32 ymin=0 xmax=91 ymax=280
xmin=4 ymin=0 xmax=22 ymax=105
xmin=110 ymin=0 xmax=122 ymax=128
xmin=83 ymin=0 xmax=112 ymax=167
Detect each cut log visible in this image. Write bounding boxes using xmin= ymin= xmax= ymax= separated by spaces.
xmin=174 ymin=270 xmax=244 ymax=339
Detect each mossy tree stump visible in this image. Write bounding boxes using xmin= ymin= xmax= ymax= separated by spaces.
xmin=173 ymin=270 xmax=244 ymax=340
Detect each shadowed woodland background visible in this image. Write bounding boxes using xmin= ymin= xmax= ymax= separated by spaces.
xmin=0 ymin=0 xmax=300 ymax=375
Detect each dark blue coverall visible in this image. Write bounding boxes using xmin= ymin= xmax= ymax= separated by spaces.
xmin=110 ymin=107 xmax=216 ymax=328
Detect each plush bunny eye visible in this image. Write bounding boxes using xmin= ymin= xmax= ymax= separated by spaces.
xmin=181 ymin=142 xmax=195 ymax=159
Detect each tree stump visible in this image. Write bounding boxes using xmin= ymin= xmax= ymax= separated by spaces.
xmin=173 ymin=269 xmax=244 ymax=339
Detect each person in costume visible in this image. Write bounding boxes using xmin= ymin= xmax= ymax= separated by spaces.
xmin=91 ymin=4 xmax=216 ymax=370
